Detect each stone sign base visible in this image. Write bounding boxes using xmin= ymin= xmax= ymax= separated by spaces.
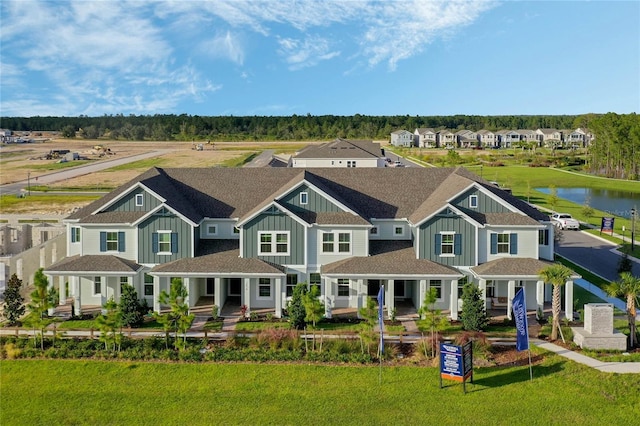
xmin=572 ymin=327 xmax=628 ymax=351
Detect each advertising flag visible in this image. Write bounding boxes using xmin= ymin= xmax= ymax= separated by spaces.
xmin=377 ymin=285 xmax=384 ymax=354
xmin=512 ymin=288 xmax=529 ymax=351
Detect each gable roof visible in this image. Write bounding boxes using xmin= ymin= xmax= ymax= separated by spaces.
xmin=294 ymin=138 xmax=383 ymax=159
xmin=67 ymin=167 xmax=548 ymax=226
xmin=45 ymin=255 xmax=143 ymax=274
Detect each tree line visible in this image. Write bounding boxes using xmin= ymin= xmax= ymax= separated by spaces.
xmin=586 ymin=113 xmax=640 ymax=180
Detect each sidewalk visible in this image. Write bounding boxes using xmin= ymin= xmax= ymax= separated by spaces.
xmin=535 ymin=340 xmax=640 ymax=374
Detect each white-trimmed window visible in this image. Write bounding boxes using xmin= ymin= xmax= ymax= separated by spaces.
xmin=135 ymin=194 xmax=144 ymax=207
xmin=258 ymin=231 xmax=290 ymax=256
xmin=469 ymin=195 xmax=478 ymax=208
xmin=300 ymin=192 xmax=308 ymax=205
xmin=207 ymin=224 xmax=218 ymax=236
xmin=394 ymin=226 xmax=404 ymax=236
xmin=497 ymin=233 xmax=510 ymax=254
xmin=157 ymin=231 xmax=172 ymax=254
xmin=120 ymin=276 xmax=129 ymax=291
xmin=440 ymin=232 xmax=455 ymax=255
xmin=106 ymin=232 xmax=119 ymax=251
xmin=310 ymin=273 xmax=321 ymax=291
xmin=93 ymin=277 xmax=102 ymax=295
xmin=144 ymin=274 xmax=154 ymax=296
xmin=429 ymin=279 xmax=442 ymax=299
xmin=71 ymin=227 xmax=81 ymax=243
xmin=370 ymin=227 xmax=378 ymax=235
xmin=485 ymin=280 xmax=495 ymax=298
xmin=337 ymin=278 xmax=350 ymax=297
xmin=286 ymin=274 xmax=298 ymax=297
xmin=258 ymin=278 xmax=271 ymax=298
xmin=321 ymin=232 xmax=351 ymax=254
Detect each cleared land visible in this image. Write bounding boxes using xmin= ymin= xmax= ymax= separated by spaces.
xmin=1 ymin=357 xmax=638 ymax=425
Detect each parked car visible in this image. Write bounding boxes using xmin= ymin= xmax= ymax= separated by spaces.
xmin=551 ymin=213 xmax=580 ymax=230
xmin=394 ymin=160 xmax=405 ymax=167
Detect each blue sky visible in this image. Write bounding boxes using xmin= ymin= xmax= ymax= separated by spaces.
xmin=1 ymin=1 xmax=638 ymax=117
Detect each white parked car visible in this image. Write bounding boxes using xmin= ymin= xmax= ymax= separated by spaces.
xmin=551 ymin=213 xmax=580 ymax=230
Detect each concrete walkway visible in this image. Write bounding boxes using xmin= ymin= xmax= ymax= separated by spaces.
xmin=535 ymin=340 xmax=640 ymax=374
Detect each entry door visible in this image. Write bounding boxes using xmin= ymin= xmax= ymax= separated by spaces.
xmin=367 ymin=280 xmax=380 ymax=297
xmin=206 ymin=278 xmax=214 ymax=296
xmin=229 ymin=278 xmax=242 ymax=296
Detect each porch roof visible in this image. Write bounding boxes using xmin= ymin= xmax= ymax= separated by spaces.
xmin=470 ymin=257 xmax=565 ymax=279
xmin=44 ymin=255 xmax=143 ymax=275
xmin=322 ymin=241 xmax=462 ymax=277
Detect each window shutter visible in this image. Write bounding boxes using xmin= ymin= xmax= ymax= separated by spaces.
xmin=490 ymin=233 xmax=497 ymax=254
xmin=71 ymin=228 xmax=76 ymax=243
xmin=544 ymin=229 xmax=549 ymax=245
xmin=171 ymin=233 xmax=178 ymax=254
xmin=454 ymin=234 xmax=462 ymax=255
xmin=100 ymin=232 xmax=106 ymax=252
xmin=435 ymin=234 xmax=441 ymax=255
xmin=510 ymin=233 xmax=518 ymax=254
xmin=152 ymin=233 xmax=158 ymax=253
xmin=118 ymin=231 xmax=125 ymax=252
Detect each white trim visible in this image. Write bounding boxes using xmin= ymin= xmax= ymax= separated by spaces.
xmin=236 ymin=201 xmax=311 ymax=228
xmin=257 ymin=278 xmax=273 ymax=300
xmin=70 ymin=226 xmax=81 ymax=244
xmin=205 ymin=224 xmax=218 ymax=236
xmin=132 ymin=203 xmax=198 ymax=227
xmin=336 ymin=278 xmax=351 ymax=299
xmin=439 ymin=231 xmax=456 ymax=258
xmin=135 ymin=193 xmax=144 ymax=207
xmin=320 ymin=230 xmax=352 ymax=255
xmin=258 ymin=230 xmax=291 ymax=256
xmin=156 ymin=230 xmax=173 ymax=255
xmin=299 ymin=192 xmax=308 ymax=205
xmin=413 ymin=203 xmax=484 ymax=228
xmin=469 ymin=194 xmax=478 ymax=209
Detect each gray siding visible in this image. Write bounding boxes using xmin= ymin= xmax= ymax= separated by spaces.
xmin=280 ymin=184 xmax=342 ymax=213
xmin=138 ymin=209 xmax=192 ymax=264
xmin=419 ymin=210 xmax=476 ymax=266
xmin=452 ymin=188 xmax=510 ymax=213
xmin=244 ymin=208 xmax=305 ymax=265
xmin=106 ymin=188 xmax=161 ymax=213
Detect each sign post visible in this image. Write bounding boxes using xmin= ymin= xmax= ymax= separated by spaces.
xmin=439 ymin=341 xmax=473 ymax=393
xmin=600 ymin=217 xmax=614 ymax=236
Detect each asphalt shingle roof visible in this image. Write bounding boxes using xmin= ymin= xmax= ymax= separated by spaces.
xmin=294 ymin=138 xmax=383 ymax=159
xmin=470 ymin=258 xmax=577 ymax=278
xmin=45 ymin=255 xmax=142 ymax=273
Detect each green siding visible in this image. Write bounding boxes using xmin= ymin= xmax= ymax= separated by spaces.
xmin=244 ymin=208 xmax=305 ymax=265
xmin=138 ymin=209 xmax=191 ymax=264
xmin=106 ymin=188 xmax=161 ymax=213
xmin=280 ymin=184 xmax=343 ymax=214
xmin=452 ymin=187 xmax=510 ymax=213
xmin=419 ymin=211 xmax=476 ymax=266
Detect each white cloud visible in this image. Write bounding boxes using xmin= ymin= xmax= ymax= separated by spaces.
xmin=277 ymin=35 xmax=340 ymax=70
xmin=200 ymin=31 xmax=245 ymax=65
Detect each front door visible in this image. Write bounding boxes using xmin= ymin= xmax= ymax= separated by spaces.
xmin=206 ymin=278 xmax=214 ymax=296
xmin=229 ymin=278 xmax=242 ymax=296
xmin=394 ymin=280 xmax=405 ymax=299
xmin=367 ymin=280 xmax=380 ymax=297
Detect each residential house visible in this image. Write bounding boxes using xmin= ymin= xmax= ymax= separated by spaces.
xmin=45 ymin=167 xmax=576 ymax=322
xmin=536 ymin=128 xmax=563 ymax=148
xmin=495 ymin=130 xmax=520 ymax=148
xmin=476 ymin=130 xmax=498 ymax=148
xmin=437 ymin=130 xmax=456 ymax=149
xmin=414 ymin=128 xmax=438 ymax=148
xmin=564 ymin=129 xmax=591 ymax=149
xmin=290 ymin=138 xmax=386 ymax=168
xmin=455 ymin=130 xmax=478 ymax=148
xmin=516 ymin=129 xmax=538 ymax=144
xmin=390 ymin=130 xmax=415 ymax=147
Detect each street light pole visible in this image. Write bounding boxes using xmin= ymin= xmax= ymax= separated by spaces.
xmin=27 ymin=172 xmax=31 ymax=196
xmin=632 ymin=207 xmax=636 ymax=252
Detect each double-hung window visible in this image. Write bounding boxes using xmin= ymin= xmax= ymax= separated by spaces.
xmin=259 ymin=278 xmax=271 ymax=298
xmin=144 ymin=274 xmax=154 ymax=296
xmin=491 ymin=233 xmax=518 ymax=255
xmin=153 ymin=231 xmax=176 ymax=255
xmin=429 ymin=279 xmax=442 ymax=299
xmin=337 ymin=278 xmax=350 ymax=297
xmin=258 ymin=232 xmax=290 ymax=256
xmin=93 ymin=277 xmax=102 ymax=295
xmin=71 ymin=227 xmax=81 ymax=243
xmin=441 ymin=232 xmax=454 ymax=255
xmin=286 ymin=274 xmax=298 ymax=297
xmin=497 ymin=234 xmax=510 ymax=254
xmin=158 ymin=231 xmax=172 ymax=254
xmin=120 ymin=276 xmax=129 ymax=292
xmin=322 ymin=232 xmax=351 ymax=254
xmin=309 ymin=273 xmax=321 ymax=292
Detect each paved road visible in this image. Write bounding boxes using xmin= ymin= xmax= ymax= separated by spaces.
xmin=555 ymin=229 xmax=639 ymax=281
xmin=244 ymin=149 xmax=275 ymax=167
xmin=0 ymin=150 xmax=172 ymax=195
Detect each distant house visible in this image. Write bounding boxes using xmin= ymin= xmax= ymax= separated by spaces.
xmin=517 ymin=129 xmax=538 ymax=143
xmin=495 ymin=130 xmax=520 ymax=148
xmin=290 ymin=138 xmax=386 ymax=168
xmin=437 ymin=130 xmax=456 ymax=149
xmin=564 ymin=128 xmax=590 ymax=148
xmin=536 ymin=128 xmax=563 ymax=147
xmin=476 ymin=130 xmax=498 ymax=148
xmin=414 ymin=128 xmax=438 ymax=148
xmin=455 ymin=130 xmax=478 ymax=148
xmin=390 ymin=130 xmax=415 ymax=147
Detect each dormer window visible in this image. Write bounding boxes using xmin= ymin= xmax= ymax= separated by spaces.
xmin=207 ymin=225 xmax=218 ymax=236
xmin=300 ymin=192 xmax=308 ymax=205
xmin=135 ymin=194 xmax=143 ymax=207
xmin=469 ymin=195 xmax=478 ymax=208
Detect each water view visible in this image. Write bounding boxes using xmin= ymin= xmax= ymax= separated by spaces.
xmin=535 ymin=187 xmax=640 ymax=218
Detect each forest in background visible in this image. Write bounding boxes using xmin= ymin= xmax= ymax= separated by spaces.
xmin=1 ymin=113 xmax=638 ymax=179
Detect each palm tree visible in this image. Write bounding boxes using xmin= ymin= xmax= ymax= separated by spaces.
xmin=538 ymin=263 xmax=574 ymax=341
xmin=605 ymin=272 xmax=640 ymax=348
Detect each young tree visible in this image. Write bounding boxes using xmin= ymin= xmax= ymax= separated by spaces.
xmin=119 ymin=284 xmax=144 ymax=327
xmin=155 ymin=278 xmax=194 ymax=350
xmin=581 ymin=201 xmax=594 ymax=225
xmin=417 ymin=288 xmax=449 ymax=357
xmin=2 ymin=274 xmax=25 ymax=326
xmin=358 ymin=296 xmax=378 ymax=354
xmin=96 ymin=297 xmax=122 ymax=351
xmin=25 ymin=268 xmax=58 ymax=350
xmin=460 ymin=282 xmax=489 ymax=332
xmin=303 ymin=284 xmax=325 ymax=328
xmin=538 ymin=263 xmax=574 ymax=341
xmin=287 ymin=282 xmax=308 ymax=330
xmin=618 ymin=252 xmax=633 ymax=275
xmin=605 ymin=272 xmax=640 ymax=348
xmin=548 ymin=185 xmax=560 ymax=212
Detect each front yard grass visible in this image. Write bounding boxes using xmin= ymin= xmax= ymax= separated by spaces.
xmin=2 ymin=357 xmax=638 ymax=425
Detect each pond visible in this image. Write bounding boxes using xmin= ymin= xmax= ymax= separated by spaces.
xmin=535 ymin=187 xmax=640 ymax=218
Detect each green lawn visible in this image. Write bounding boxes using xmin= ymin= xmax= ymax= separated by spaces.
xmin=24 ymin=160 xmax=93 ymax=171
xmin=2 ymin=357 xmax=638 ymax=425
xmin=0 ymin=194 xmax=100 ymax=212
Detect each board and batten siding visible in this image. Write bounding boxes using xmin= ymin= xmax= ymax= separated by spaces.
xmin=243 ymin=211 xmax=305 ymax=265
xmin=138 ymin=213 xmax=192 ymax=264
xmin=419 ymin=214 xmax=476 ymax=266
xmin=451 ymin=187 xmax=511 ymax=213
xmin=280 ymin=184 xmax=343 ymax=214
xmin=105 ymin=188 xmax=162 ymax=213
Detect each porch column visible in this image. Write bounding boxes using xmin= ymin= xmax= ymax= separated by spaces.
xmin=386 ymin=280 xmax=395 ymax=320
xmin=214 ymin=278 xmax=222 ymax=311
xmin=274 ymin=277 xmax=283 ymax=318
xmin=58 ymin=276 xmax=66 ymax=305
xmin=100 ymin=275 xmax=107 ymax=314
xmin=46 ymin=273 xmax=56 ymax=315
xmin=478 ymin=279 xmax=488 ymax=310
xmin=507 ymin=280 xmax=515 ymax=320
xmin=324 ymin=277 xmax=333 ymax=319
xmin=536 ymin=280 xmax=545 ymax=314
xmin=564 ymin=280 xmax=574 ymax=321
xmin=419 ymin=280 xmax=427 ymax=312
xmin=242 ymin=277 xmax=251 ymax=317
xmin=450 ymin=279 xmax=459 ymax=321
xmin=183 ymin=277 xmax=193 ymax=308
xmin=153 ymin=276 xmax=160 ymax=313
xmin=73 ymin=276 xmax=82 ymax=316
xmin=356 ymin=279 xmax=365 ymax=312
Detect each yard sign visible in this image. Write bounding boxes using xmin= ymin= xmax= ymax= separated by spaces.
xmin=439 ymin=341 xmax=473 ymax=393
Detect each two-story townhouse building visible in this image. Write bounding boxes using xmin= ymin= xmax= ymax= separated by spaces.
xmin=437 ymin=130 xmax=456 ymax=149
xmin=455 ymin=130 xmax=478 ymax=148
xmin=414 ymin=128 xmax=438 ymax=148
xmin=495 ymin=130 xmax=520 ymax=148
xmin=516 ymin=129 xmax=538 ymax=144
xmin=390 ymin=130 xmax=414 ymax=147
xmin=536 ymin=128 xmax=563 ymax=148
xmin=476 ymin=130 xmax=497 ymax=148
xmin=290 ymin=138 xmax=386 ymax=168
xmin=45 ymin=167 xmax=577 ymax=322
